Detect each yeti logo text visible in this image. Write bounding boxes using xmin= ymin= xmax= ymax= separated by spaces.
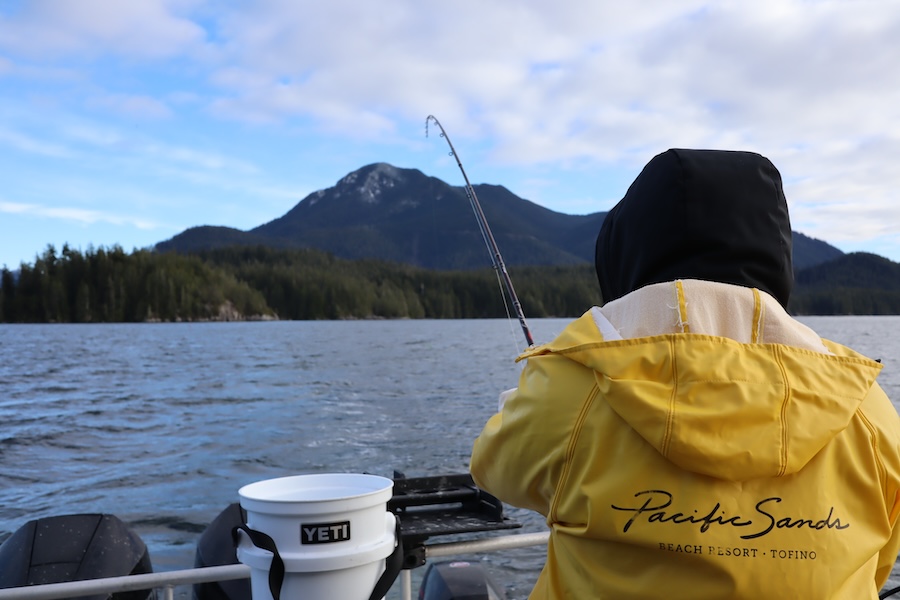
xmin=300 ymin=521 xmax=351 ymax=544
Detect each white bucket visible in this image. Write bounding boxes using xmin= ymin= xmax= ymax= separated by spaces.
xmin=236 ymin=473 xmax=396 ymax=600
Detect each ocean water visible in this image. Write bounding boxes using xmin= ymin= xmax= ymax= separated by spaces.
xmin=1 ymin=316 xmax=899 ymax=599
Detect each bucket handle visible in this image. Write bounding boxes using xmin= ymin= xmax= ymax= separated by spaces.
xmin=368 ymin=516 xmax=404 ymax=600
xmin=232 ymin=525 xmax=285 ymax=600
xmin=232 ymin=517 xmax=404 ymax=600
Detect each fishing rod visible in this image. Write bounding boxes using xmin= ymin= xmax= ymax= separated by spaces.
xmin=425 ymin=115 xmax=535 ymax=348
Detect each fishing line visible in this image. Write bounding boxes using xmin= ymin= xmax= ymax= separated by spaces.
xmin=426 ymin=115 xmax=535 ymax=349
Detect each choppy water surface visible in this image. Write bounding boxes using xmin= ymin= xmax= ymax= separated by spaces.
xmin=1 ymin=316 xmax=899 ymax=599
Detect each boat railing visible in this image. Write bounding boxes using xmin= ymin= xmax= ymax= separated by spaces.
xmin=0 ymin=530 xmax=550 ymax=600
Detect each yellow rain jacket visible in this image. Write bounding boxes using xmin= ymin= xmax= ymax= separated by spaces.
xmin=471 ymin=280 xmax=900 ymax=599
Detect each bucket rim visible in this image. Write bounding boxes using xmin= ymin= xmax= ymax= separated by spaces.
xmin=238 ymin=473 xmax=393 ymax=504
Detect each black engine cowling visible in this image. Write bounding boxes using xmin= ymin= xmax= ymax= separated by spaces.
xmin=193 ymin=503 xmax=250 ymax=600
xmin=419 ymin=561 xmax=507 ymax=600
xmin=0 ymin=513 xmax=153 ymax=600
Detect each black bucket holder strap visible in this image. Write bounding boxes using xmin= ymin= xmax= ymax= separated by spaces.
xmin=232 ymin=525 xmax=285 ymax=600
xmin=232 ymin=517 xmax=403 ymax=600
xmin=367 ymin=516 xmax=403 ymax=600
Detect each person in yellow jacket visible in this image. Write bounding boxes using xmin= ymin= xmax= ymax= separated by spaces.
xmin=470 ymin=149 xmax=900 ymax=599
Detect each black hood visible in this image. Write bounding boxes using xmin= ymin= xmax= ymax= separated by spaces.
xmin=595 ymin=149 xmax=793 ymax=308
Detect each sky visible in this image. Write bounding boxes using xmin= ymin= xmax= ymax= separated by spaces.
xmin=1 ymin=0 xmax=899 ymax=271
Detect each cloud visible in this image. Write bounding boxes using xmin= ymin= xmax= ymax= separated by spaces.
xmin=88 ymin=93 xmax=173 ymax=119
xmin=138 ymin=139 xmax=260 ymax=175
xmin=195 ymin=2 xmax=900 ymax=161
xmin=1 ymin=0 xmax=899 ymax=260
xmin=0 ymin=0 xmax=207 ymax=59
xmin=0 ymin=127 xmax=73 ymax=157
xmin=201 ymin=1 xmax=900 ymax=255
xmin=7 ymin=1 xmax=898 ymax=166
xmin=0 ymin=200 xmax=162 ymax=230
xmin=1 ymin=114 xmax=257 ymax=186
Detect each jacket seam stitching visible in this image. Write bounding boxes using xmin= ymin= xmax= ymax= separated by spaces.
xmin=858 ymin=409 xmax=888 ymax=496
xmin=675 ymin=280 xmax=690 ymax=333
xmin=775 ymin=345 xmax=790 ymax=477
xmin=537 ymin=337 xmax=879 ymax=367
xmin=752 ymin=288 xmax=763 ymax=343
xmin=662 ymin=336 xmax=677 ymax=455
xmin=549 ymin=384 xmax=600 ymax=523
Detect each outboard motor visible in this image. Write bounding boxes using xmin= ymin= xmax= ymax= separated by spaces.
xmin=193 ymin=503 xmax=250 ymax=600
xmin=419 ymin=561 xmax=507 ymax=600
xmin=0 ymin=513 xmax=153 ymax=600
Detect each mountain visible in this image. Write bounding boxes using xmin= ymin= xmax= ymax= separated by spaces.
xmin=791 ymin=252 xmax=900 ymax=314
xmin=155 ymin=162 xmax=840 ymax=271
xmin=795 ymin=252 xmax=900 ymax=290
xmin=792 ymin=231 xmax=844 ymax=271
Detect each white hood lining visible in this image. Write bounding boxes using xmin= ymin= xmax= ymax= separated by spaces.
xmin=592 ymin=280 xmax=830 ymax=354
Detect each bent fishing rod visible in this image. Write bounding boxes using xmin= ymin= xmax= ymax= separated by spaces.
xmin=425 ymin=115 xmax=535 ymax=348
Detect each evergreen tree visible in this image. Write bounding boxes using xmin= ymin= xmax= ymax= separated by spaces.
xmin=3 ymin=243 xmax=898 ymax=322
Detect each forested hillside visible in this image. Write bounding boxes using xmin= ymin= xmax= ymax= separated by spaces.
xmin=0 ymin=245 xmax=598 ymax=323
xmin=0 ymin=245 xmax=273 ymax=323
xmin=789 ymin=252 xmax=900 ymax=315
xmin=2 ymin=245 xmax=898 ymax=323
